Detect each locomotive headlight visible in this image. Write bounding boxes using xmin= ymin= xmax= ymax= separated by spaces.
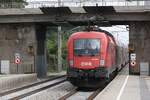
xmin=100 ymin=60 xmax=105 ymax=66
xmin=69 ymin=60 xmax=73 ymax=66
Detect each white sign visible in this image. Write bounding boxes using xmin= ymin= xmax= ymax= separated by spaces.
xmin=15 ymin=53 xmax=21 ymax=64
xmin=15 ymin=53 xmax=20 ymax=59
xmin=140 ymin=62 xmax=149 ymax=76
xmin=1 ymin=60 xmax=10 ymax=74
xmin=130 ymin=53 xmax=136 ymax=60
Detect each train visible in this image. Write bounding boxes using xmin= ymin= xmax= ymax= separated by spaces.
xmin=67 ymin=27 xmax=128 ymax=88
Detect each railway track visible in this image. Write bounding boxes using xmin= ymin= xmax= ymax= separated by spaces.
xmin=58 ymin=87 xmax=104 ymax=100
xmin=87 ymin=88 xmax=104 ymax=100
xmin=58 ymin=64 xmax=128 ymax=100
xmin=58 ymin=88 xmax=78 ymax=100
xmin=0 ymin=75 xmax=66 ymax=100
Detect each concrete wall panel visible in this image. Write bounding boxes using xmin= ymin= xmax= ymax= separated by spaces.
xmin=129 ymin=22 xmax=150 ymax=75
xmin=0 ymin=23 xmax=36 ymax=74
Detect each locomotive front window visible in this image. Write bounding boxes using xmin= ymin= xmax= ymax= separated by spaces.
xmin=74 ymin=39 xmax=100 ymax=56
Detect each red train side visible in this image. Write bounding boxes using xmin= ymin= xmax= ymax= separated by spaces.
xmin=67 ymin=30 xmax=127 ymax=87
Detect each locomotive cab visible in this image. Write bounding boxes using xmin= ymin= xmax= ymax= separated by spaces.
xmin=66 ymin=27 xmax=128 ymax=88
xmin=73 ymin=39 xmax=100 ymax=69
xmin=67 ymin=31 xmax=115 ymax=87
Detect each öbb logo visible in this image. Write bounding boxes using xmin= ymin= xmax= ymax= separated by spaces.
xmin=81 ymin=62 xmax=92 ymax=66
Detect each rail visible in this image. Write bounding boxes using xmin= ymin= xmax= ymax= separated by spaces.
xmin=0 ymin=75 xmax=66 ymax=99
xmin=58 ymin=88 xmax=78 ymax=100
xmin=58 ymin=87 xmax=104 ymax=100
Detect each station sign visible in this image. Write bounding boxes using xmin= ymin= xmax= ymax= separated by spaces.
xmin=15 ymin=53 xmax=20 ymax=59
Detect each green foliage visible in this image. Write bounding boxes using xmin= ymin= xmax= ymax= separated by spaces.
xmin=47 ymin=31 xmax=57 ymax=55
xmin=46 ymin=26 xmax=83 ymax=72
xmin=46 ymin=27 xmax=69 ymax=72
xmin=47 ymin=39 xmax=57 ymax=54
xmin=46 ymin=27 xmax=58 ymax=72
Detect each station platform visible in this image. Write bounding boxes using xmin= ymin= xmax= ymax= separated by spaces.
xmin=94 ymin=65 xmax=150 ymax=100
xmin=0 ymin=74 xmax=37 ymax=91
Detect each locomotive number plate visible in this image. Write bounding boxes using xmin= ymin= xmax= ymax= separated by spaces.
xmin=81 ymin=62 xmax=92 ymax=66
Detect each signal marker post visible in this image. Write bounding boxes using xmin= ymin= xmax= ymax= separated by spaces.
xmin=15 ymin=53 xmax=21 ymax=73
xmin=130 ymin=53 xmax=136 ymax=67
xmin=15 ymin=58 xmax=21 ymax=73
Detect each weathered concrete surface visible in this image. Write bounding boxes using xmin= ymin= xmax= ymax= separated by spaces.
xmin=114 ymin=6 xmax=150 ymax=12
xmin=0 ymin=74 xmax=37 ymax=91
xmin=0 ymin=23 xmax=36 ymax=74
xmin=0 ymin=8 xmax=43 ymax=15
xmin=0 ymin=6 xmax=149 ymax=15
xmin=129 ymin=22 xmax=150 ymax=74
xmin=94 ymin=66 xmax=150 ymax=100
xmin=0 ymin=6 xmax=150 ymax=24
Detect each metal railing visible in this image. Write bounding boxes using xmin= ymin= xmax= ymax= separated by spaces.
xmin=26 ymin=0 xmax=148 ymax=8
xmin=0 ymin=0 xmax=149 ymax=8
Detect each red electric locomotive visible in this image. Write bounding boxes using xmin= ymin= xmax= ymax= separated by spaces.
xmin=67 ymin=27 xmax=128 ymax=87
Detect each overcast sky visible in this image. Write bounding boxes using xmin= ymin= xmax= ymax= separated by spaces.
xmin=101 ymin=25 xmax=129 ymax=46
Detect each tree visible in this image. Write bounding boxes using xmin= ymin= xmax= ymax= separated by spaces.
xmin=0 ymin=0 xmax=28 ymax=8
xmin=46 ymin=26 xmax=83 ymax=72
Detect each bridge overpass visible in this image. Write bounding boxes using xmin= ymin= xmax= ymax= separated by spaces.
xmin=0 ymin=5 xmax=150 ymax=77
xmin=0 ymin=6 xmax=150 ymax=24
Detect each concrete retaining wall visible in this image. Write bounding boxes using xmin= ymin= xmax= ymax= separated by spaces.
xmin=0 ymin=74 xmax=37 ymax=91
xmin=0 ymin=23 xmax=36 ymax=74
xmin=129 ymin=22 xmax=150 ymax=75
